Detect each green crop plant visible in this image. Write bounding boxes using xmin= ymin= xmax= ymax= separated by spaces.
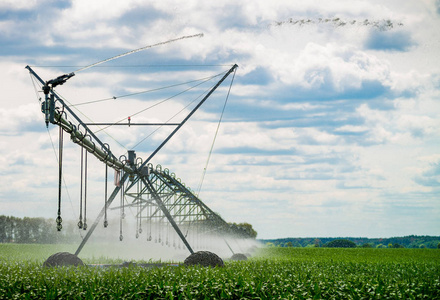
xmin=1 ymin=245 xmax=439 ymax=299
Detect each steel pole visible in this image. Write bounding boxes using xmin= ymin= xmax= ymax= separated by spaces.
xmin=138 ymin=64 xmax=238 ymax=169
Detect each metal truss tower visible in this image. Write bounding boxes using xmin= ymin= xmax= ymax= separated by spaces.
xmin=25 ymin=63 xmax=249 ymax=258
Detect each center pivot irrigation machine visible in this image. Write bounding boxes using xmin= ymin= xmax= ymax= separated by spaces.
xmin=26 ymin=34 xmax=254 ymax=267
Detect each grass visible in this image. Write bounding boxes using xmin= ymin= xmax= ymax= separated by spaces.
xmin=0 ymin=244 xmax=439 ymax=299
xmin=256 ymin=247 xmax=440 ymax=263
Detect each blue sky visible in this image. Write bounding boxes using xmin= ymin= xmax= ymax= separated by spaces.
xmin=0 ymin=0 xmax=439 ymax=239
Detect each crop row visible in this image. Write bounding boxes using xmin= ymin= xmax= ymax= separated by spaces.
xmin=1 ymin=248 xmax=439 ymax=299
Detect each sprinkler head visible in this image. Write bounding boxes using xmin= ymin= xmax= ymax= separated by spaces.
xmin=56 ymin=216 xmax=62 ymax=231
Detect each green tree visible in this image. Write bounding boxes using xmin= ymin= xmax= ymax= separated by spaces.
xmin=314 ymin=239 xmax=321 ymax=247
xmin=0 ymin=216 xmax=6 ymax=243
xmin=325 ymin=239 xmax=357 ymax=248
xmin=292 ymin=241 xmax=302 ymax=247
xmin=228 ymin=222 xmax=257 ymax=238
xmin=285 ymin=242 xmax=293 ymax=247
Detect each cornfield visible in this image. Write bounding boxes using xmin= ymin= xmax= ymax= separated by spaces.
xmin=0 ymin=244 xmax=439 ymax=299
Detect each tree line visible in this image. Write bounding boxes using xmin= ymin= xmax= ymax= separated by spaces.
xmin=0 ymin=216 xmax=259 ymax=244
xmin=0 ymin=216 xmax=81 ymax=244
xmin=261 ymin=236 xmax=440 ymax=249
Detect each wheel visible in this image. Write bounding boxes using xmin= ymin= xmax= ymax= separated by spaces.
xmin=43 ymin=252 xmax=84 ymax=267
xmin=230 ymin=253 xmax=248 ymax=261
xmin=184 ymin=251 xmax=224 ymax=267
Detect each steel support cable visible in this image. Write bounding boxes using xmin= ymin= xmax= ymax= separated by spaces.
xmin=71 ymin=73 xmax=226 ymax=107
xmin=49 ymin=89 xmax=127 ymax=158
xmin=26 ymin=67 xmax=129 ymax=166
xmin=130 ymin=91 xmax=204 ymax=150
xmin=129 ymin=70 xmax=230 ymax=151
xmin=28 ymin=65 xmax=237 ymax=248
xmin=38 ymin=88 xmax=130 ymax=169
xmin=29 ymin=73 xmax=42 ymax=103
xmin=30 ymin=64 xmax=231 ymax=69
xmin=93 ymin=71 xmax=226 ymax=134
xmin=30 ymin=67 xmax=226 ymax=165
xmin=49 ymin=104 xmax=133 ymax=173
xmin=196 ymin=68 xmax=237 ymax=196
xmin=54 ymin=91 xmax=128 ymax=151
xmin=177 ymin=69 xmax=237 ymax=236
xmin=53 ymin=110 xmax=133 ymax=173
xmin=27 ymin=33 xmax=205 ymax=155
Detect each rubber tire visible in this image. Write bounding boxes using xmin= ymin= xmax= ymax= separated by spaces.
xmin=230 ymin=253 xmax=248 ymax=261
xmin=184 ymin=251 xmax=224 ymax=267
xmin=43 ymin=252 xmax=84 ymax=267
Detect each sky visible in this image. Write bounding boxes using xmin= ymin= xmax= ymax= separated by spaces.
xmin=0 ymin=0 xmax=439 ymax=240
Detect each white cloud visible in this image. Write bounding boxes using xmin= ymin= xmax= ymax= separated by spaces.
xmin=0 ymin=0 xmax=439 ymax=240
xmin=0 ymin=0 xmax=38 ymax=10
xmin=0 ymin=103 xmax=41 ymax=134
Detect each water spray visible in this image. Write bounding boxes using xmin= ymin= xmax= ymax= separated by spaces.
xmin=273 ymin=18 xmax=403 ymax=31
xmin=27 ymin=31 xmax=257 ymax=268
xmin=74 ymin=33 xmax=204 ymax=73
